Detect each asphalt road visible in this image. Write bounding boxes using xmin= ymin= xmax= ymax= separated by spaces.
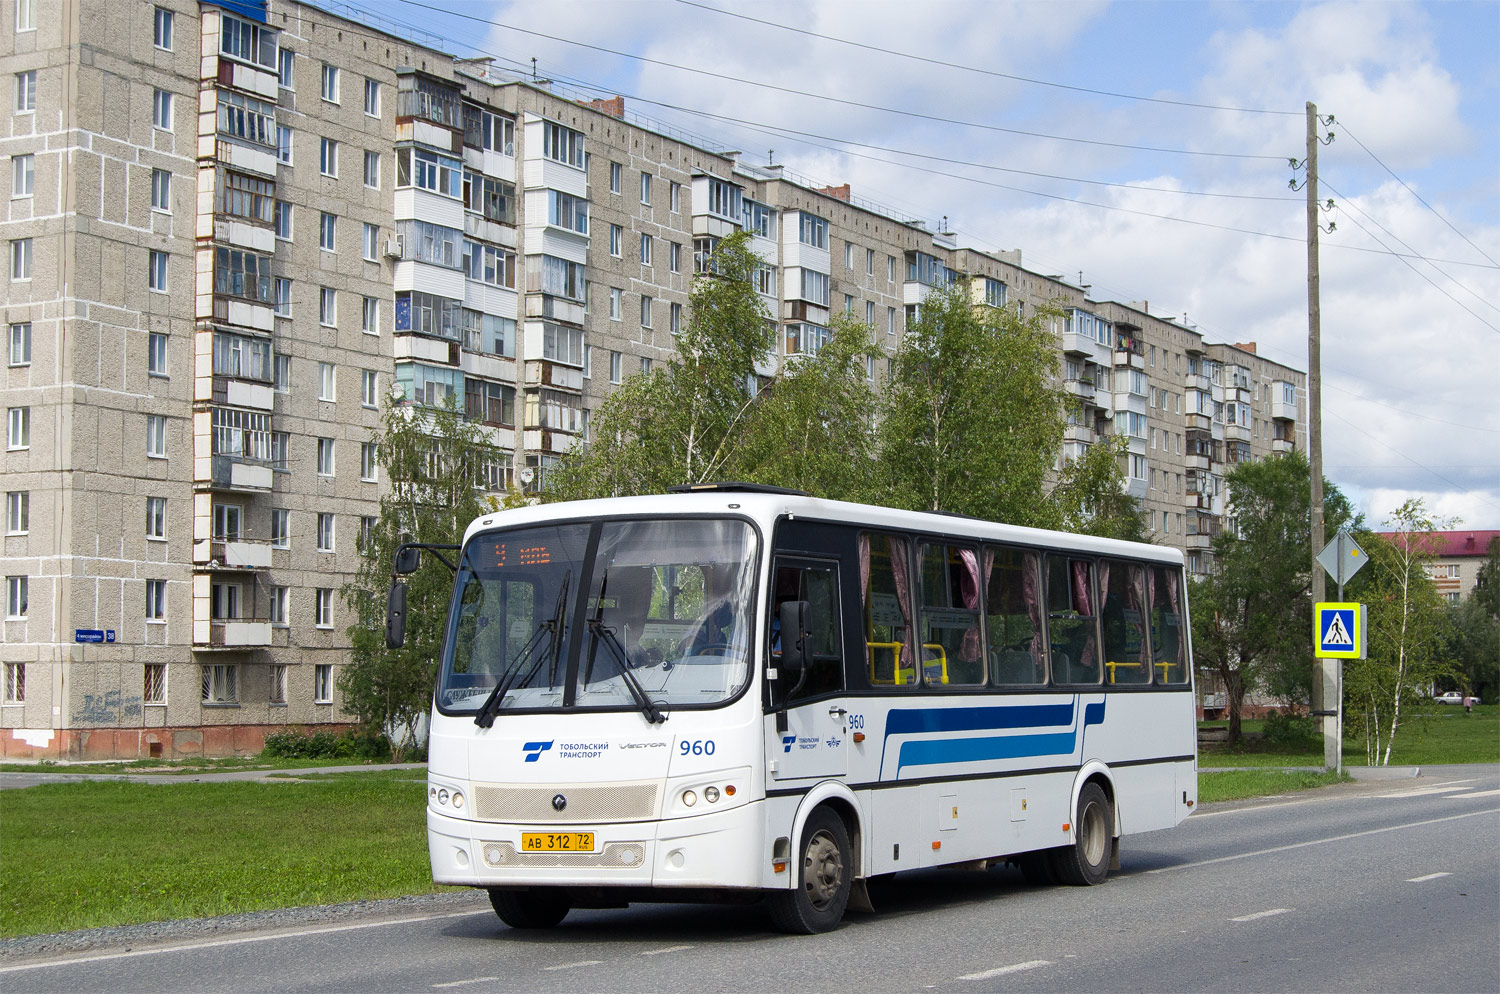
xmin=4 ymin=766 xmax=1497 ymax=993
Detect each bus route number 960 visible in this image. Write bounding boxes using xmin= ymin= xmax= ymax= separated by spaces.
xmin=680 ymin=739 xmax=715 ymax=756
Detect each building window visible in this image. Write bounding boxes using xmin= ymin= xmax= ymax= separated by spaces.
xmin=145 ymin=579 xmax=166 ymax=621
xmin=148 ymin=250 xmax=168 ymax=292
xmin=361 ymin=441 xmax=377 ymax=481
xmin=609 ymin=351 xmax=622 ymax=385
xmin=271 ymin=508 xmax=289 ymax=549
xmin=669 ymin=241 xmax=681 ymax=274
xmin=145 ymin=496 xmax=166 ymax=540
xmin=314 ymin=664 xmax=333 ymax=702
xmin=276 ymin=125 xmax=293 ymax=164
xmin=670 ymin=302 xmax=682 ymax=335
xmin=361 ymin=369 xmax=378 ymax=407
xmin=278 ymin=48 xmax=294 ymax=88
xmin=5 ymin=576 xmax=27 ymax=619
xmin=317 ymin=513 xmax=335 ymax=552
xmin=640 ymin=171 xmax=652 ymax=205
xmin=798 ymin=213 xmax=828 ymax=248
xmin=363 ymin=150 xmax=380 ymax=189
xmin=201 ymin=664 xmax=237 ymax=705
xmin=640 ymin=295 xmax=653 ymax=328
xmin=16 ymin=0 xmax=36 ymax=32
xmin=317 ymin=362 xmax=336 ymax=402
xmin=148 ymin=332 xmax=168 ymax=376
xmin=14 ymin=71 xmax=36 ymax=114
xmin=269 ymin=663 xmax=286 ymax=702
xmin=640 ymin=356 xmax=652 ymax=376
xmin=152 ymin=89 xmax=173 ymax=130
xmin=609 ymin=161 xmax=621 ymax=193
xmin=362 ymin=223 xmax=379 ymax=261
xmin=11 ymin=238 xmax=32 ymax=281
xmin=273 ymin=200 xmax=291 ymax=241
xmin=273 ymin=354 xmax=291 ymax=393
xmin=3 ymin=662 xmax=24 ymax=703
xmin=5 ymin=492 xmax=27 ymax=535
xmin=145 ymin=414 xmax=167 ymax=457
xmin=396 ymin=147 xmax=463 ymax=198
xmin=6 ymin=407 xmax=29 ymax=449
xmin=364 ymin=77 xmax=381 ymax=117
xmin=887 ymin=306 xmax=896 ymax=335
xmin=11 ymin=153 xmax=34 ymax=199
xmin=319 ymin=287 xmax=336 ymax=326
xmin=609 ymin=224 xmax=621 ymax=257
xmin=320 ymin=138 xmax=338 ymax=177
xmin=316 ymin=437 xmax=335 ymax=476
xmin=148 ymin=167 xmax=171 ymax=211
xmin=320 ymin=63 xmax=339 ymax=103
xmin=269 ymin=587 xmax=289 ymax=626
xmin=319 ymin=212 xmax=336 ymax=251
xmin=362 ymin=296 xmax=379 ymax=335
xmin=153 ymin=6 xmax=173 ymax=49
xmin=640 ymin=233 xmax=653 ymax=266
xmin=273 ymin=278 xmax=291 ymax=318
xmin=143 ymin=664 xmax=165 ymax=704
xmin=8 ymin=323 xmax=29 ymax=365
xmin=314 ymin=589 xmax=333 ymax=628
xmin=541 ymin=121 xmax=584 ymax=167
xmin=670 ymin=181 xmax=680 ymax=213
xmin=866 ymin=248 xmax=875 ymax=275
xmin=888 ymin=255 xmax=896 ymax=282
xmin=220 ymin=12 xmax=277 ymax=69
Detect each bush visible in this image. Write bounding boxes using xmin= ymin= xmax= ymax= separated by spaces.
xmin=261 ymin=727 xmax=392 ymax=760
xmin=1262 ymin=710 xmax=1318 ymax=748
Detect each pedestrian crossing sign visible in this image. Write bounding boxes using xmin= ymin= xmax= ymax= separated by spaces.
xmin=1315 ymin=602 xmax=1365 ymax=659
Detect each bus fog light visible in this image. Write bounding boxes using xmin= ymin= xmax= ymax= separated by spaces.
xmin=438 ymin=789 xmax=449 ymax=805
xmin=452 ymin=791 xmax=465 ymax=810
xmin=429 ymin=786 xmax=437 ymax=801
xmin=682 ymin=790 xmax=697 ymax=807
xmin=454 ymin=847 xmax=469 ymax=867
xmin=704 ymin=786 xmax=720 ymax=803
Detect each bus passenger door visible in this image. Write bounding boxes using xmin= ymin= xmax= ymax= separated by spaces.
xmin=768 ymin=558 xmax=848 ymax=781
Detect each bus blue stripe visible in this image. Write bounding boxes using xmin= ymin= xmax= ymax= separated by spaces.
xmin=897 ymin=731 xmax=1079 ymax=771
xmin=885 ymin=702 xmax=1075 ymax=736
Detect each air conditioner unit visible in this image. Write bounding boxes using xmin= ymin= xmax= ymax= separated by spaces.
xmin=383 ymin=235 xmax=403 ymax=260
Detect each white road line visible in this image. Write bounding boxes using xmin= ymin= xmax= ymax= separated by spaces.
xmin=1147 ymin=808 xmax=1499 ymax=875
xmin=432 ymin=978 xmax=501 ymax=989
xmin=1447 ymin=788 xmax=1500 ymax=799
xmin=1230 ymin=908 xmax=1292 ymax=922
xmin=1407 ymin=872 xmax=1452 ymax=883
xmin=0 ymin=909 xmax=489 ymax=974
xmin=959 ymin=960 xmax=1051 ymax=980
xmin=640 ymin=944 xmax=694 ymax=956
xmin=541 ymin=960 xmax=603 ymax=971
xmin=1380 ymin=783 xmax=1479 ymax=799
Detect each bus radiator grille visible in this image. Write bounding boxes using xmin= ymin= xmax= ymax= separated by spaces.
xmin=482 ymin=842 xmax=646 ymax=869
xmin=472 ymin=780 xmax=662 ymax=823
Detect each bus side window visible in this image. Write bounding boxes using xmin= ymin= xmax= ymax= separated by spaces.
xmin=1100 ymin=559 xmax=1150 ymax=684
xmin=860 ymin=533 xmax=916 ymax=688
xmin=1046 ymin=556 xmax=1100 ymax=685
xmin=918 ymin=543 xmax=984 ymax=686
xmin=1149 ymin=565 xmax=1189 ymax=685
xmin=985 ymin=546 xmax=1046 ymax=686
xmin=774 ymin=562 xmax=843 ymax=702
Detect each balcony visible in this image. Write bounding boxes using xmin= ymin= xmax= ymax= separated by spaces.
xmin=1185 ymin=453 xmax=1212 ymax=472
xmin=1060 ymin=331 xmax=1103 ymax=356
xmin=199 ymin=620 xmax=273 ymax=648
xmin=1184 ymin=372 xmax=1212 ymax=393
xmin=1063 ymin=378 xmax=1096 ymax=402
xmin=1113 ymin=348 xmax=1145 ymax=370
xmin=192 ymin=537 xmax=273 ymax=570
xmin=209 ymin=454 xmax=273 ymax=492
xmin=1272 ymin=437 xmax=1296 ymax=454
xmin=1271 ymin=397 xmax=1298 ymax=422
xmin=1064 ymin=424 xmax=1095 ymax=445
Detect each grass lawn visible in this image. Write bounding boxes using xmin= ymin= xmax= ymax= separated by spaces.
xmin=1199 ymin=704 xmax=1499 ymax=768
xmin=0 ymin=756 xmax=409 ymax=776
xmin=1198 ymin=768 xmax=1349 ymax=803
xmin=0 ymin=775 xmax=443 ymax=939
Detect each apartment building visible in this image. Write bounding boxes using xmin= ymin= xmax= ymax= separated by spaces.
xmin=1 ymin=0 xmax=1305 ymax=759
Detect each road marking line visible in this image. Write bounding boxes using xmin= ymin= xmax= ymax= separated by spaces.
xmin=959 ymin=960 xmax=1051 ymax=980
xmin=542 ymin=960 xmax=603 ymax=971
xmin=640 ymin=944 xmax=693 ymax=956
xmin=433 ymin=978 xmax=500 ymax=988
xmin=1230 ymin=908 xmax=1292 ymax=922
xmin=1146 ymin=808 xmax=1499 ymax=875
xmin=1407 ymin=872 xmax=1452 ymax=882
xmin=0 ymin=909 xmax=489 ymax=974
xmin=1447 ymin=788 xmax=1500 ymax=799
xmin=1380 ymin=783 xmax=1479 ymax=798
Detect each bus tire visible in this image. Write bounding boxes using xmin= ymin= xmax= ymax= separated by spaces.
xmin=487 ymin=887 xmax=571 ymax=929
xmin=1050 ymin=782 xmax=1112 ymax=886
xmin=767 ymin=807 xmax=852 ymax=934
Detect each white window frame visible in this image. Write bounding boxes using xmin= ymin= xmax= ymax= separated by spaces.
xmin=670 ymin=181 xmax=680 ymax=213
xmin=8 ymin=323 xmax=30 ymax=366
xmin=145 ymin=414 xmax=166 ymax=457
xmin=145 ymin=496 xmax=166 ymax=540
xmin=362 ymin=222 xmax=379 ymax=261
xmin=609 ymin=224 xmax=621 ymax=258
xmin=364 ymin=77 xmax=381 ymax=117
xmin=640 ymin=233 xmax=652 ymax=266
xmin=314 ymin=588 xmax=333 ymax=628
xmin=7 ymin=576 xmax=29 ymax=620
xmin=271 ymin=508 xmax=290 ymax=549
xmin=316 ymin=437 xmax=335 ymax=476
xmin=640 ymin=171 xmax=651 ymax=205
xmin=16 ymin=0 xmax=36 ymax=33
xmin=361 ymin=296 xmax=379 ymax=335
xmin=320 ymin=63 xmax=340 ymax=103
xmin=316 ymin=512 xmax=335 ymax=553
xmin=609 ymin=287 xmax=622 ymax=321
xmin=363 ymin=150 xmax=380 ymax=189
xmin=14 ymin=71 xmax=36 ymax=114
xmin=360 ymin=441 xmax=377 ymax=481
xmin=277 ymin=125 xmax=293 ymax=164
xmin=145 ymin=579 xmax=167 ymax=622
xmin=320 ymin=137 xmax=338 ymax=178
xmin=7 ymin=407 xmax=30 ymax=450
xmin=11 ymin=238 xmax=32 ymax=281
xmin=319 ymin=287 xmax=337 ymax=327
xmin=269 ymin=588 xmax=289 ymax=628
xmin=152 ymin=88 xmax=173 ymax=131
xmin=201 ymin=663 xmax=237 ymax=705
xmin=317 ymin=361 xmax=336 ymax=402
xmin=5 ymin=491 xmax=28 ymax=535
xmin=148 ymin=250 xmax=168 ymax=292
xmin=11 ymin=153 xmax=34 ymax=199
xmin=319 ymin=211 xmax=336 ymax=251
xmin=273 ymin=277 xmax=292 ymax=317
xmin=314 ymin=663 xmax=333 ymax=702
xmin=143 ymin=663 xmax=166 ymax=705
xmin=609 ymin=161 xmax=621 ymax=194
xmin=273 ymin=200 xmax=291 ymax=241
xmin=640 ymin=295 xmax=653 ymax=328
xmin=152 ymin=6 xmax=173 ymax=50
xmin=360 ymin=369 xmax=378 ymax=407
xmin=148 ymin=332 xmax=168 ymax=376
xmin=150 ymin=167 xmax=170 ymax=212
xmin=278 ymin=49 xmax=294 ymax=89
xmin=609 ymin=350 xmax=622 ymax=385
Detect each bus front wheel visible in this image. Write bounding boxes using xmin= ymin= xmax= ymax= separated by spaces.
xmin=1050 ymin=782 xmax=1112 ymax=886
xmin=768 ymin=807 xmax=852 ymax=934
xmin=488 ymin=887 xmax=571 ymax=929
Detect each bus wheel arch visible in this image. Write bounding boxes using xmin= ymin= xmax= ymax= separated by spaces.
xmin=1072 ymin=761 xmax=1119 ymax=839
xmin=789 ymin=782 xmax=866 ymax=882
xmin=1052 ymin=778 xmax=1114 ymax=886
xmin=769 ymin=785 xmax=864 ymax=934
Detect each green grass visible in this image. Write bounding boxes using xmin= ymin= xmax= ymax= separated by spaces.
xmin=1198 ymin=768 xmax=1350 ymax=803
xmin=0 ymin=755 xmax=407 ymax=776
xmin=1199 ymin=704 xmax=1499 ymax=768
xmin=0 ymin=775 xmax=443 ymax=939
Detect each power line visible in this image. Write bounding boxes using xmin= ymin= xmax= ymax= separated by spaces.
xmin=673 ymin=0 xmax=1302 ymax=117
xmin=1324 ymin=383 xmax=1500 ymax=435
xmin=1324 ymin=407 xmax=1500 ymax=514
xmin=1337 ymin=119 xmax=1500 ymax=269
xmin=391 ymin=0 xmax=1289 ymax=162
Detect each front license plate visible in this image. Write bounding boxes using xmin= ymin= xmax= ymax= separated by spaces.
xmin=521 ymin=831 xmax=596 ymax=852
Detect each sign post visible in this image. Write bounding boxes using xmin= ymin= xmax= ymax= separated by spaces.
xmin=1314 ymin=531 xmax=1368 ymax=774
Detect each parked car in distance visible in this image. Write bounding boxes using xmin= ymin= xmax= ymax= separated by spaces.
xmin=1435 ymin=691 xmax=1466 ymax=705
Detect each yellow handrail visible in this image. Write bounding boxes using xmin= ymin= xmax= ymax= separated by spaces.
xmin=922 ymin=643 xmax=949 ymax=685
xmin=1105 ymin=660 xmax=1143 ymax=684
xmin=867 ymin=642 xmax=910 ymax=685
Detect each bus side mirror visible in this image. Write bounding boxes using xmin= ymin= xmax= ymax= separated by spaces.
xmin=386 ymin=582 xmax=407 ymax=649
xmin=778 ymin=600 xmax=810 ymax=677
xmin=394 ymin=545 xmax=421 ymax=575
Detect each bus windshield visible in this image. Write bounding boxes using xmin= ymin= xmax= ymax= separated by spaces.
xmin=438 ymin=517 xmax=758 ymax=716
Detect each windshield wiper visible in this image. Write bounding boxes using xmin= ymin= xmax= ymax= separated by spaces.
xmin=586 ymin=618 xmax=666 ymax=724
xmin=474 ymin=572 xmax=570 ymax=728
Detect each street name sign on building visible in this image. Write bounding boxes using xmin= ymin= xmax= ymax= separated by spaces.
xmin=1314 ymin=603 xmax=1365 ymax=659
xmin=74 ymin=629 xmax=116 ymax=644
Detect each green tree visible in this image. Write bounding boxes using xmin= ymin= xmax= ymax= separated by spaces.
xmin=1051 ymin=435 xmax=1151 ymax=541
xmin=340 ymin=400 xmax=498 ymax=759
xmin=1344 ymin=500 xmax=1460 ymax=764
xmin=876 ymin=280 xmax=1063 ymax=525
xmin=1189 ymin=451 xmax=1355 ymax=744
xmin=1445 ymin=536 xmax=1500 ymax=702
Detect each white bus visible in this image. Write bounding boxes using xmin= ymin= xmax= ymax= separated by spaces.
xmin=388 ymin=484 xmax=1197 ymax=934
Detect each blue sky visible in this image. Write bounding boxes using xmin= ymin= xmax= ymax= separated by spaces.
xmin=346 ymin=0 xmax=1499 ymax=529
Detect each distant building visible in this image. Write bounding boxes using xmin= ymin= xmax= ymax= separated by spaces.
xmin=1375 ymin=530 xmax=1500 ymax=605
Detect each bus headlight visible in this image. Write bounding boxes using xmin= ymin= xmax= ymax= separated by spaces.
xmin=704 ymin=786 xmax=720 ymax=803
xmin=451 ymin=790 xmax=465 ymax=810
xmin=438 ymin=789 xmax=449 ymax=805
xmin=682 ymin=789 xmax=697 ymax=807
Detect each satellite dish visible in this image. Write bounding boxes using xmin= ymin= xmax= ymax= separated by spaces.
xmin=518 ymin=466 xmax=535 ymax=485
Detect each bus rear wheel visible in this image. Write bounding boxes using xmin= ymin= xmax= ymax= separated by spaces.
xmin=488 ymin=887 xmax=571 ymax=929
xmin=1050 ymin=782 xmax=1112 ymax=886
xmin=768 ymin=807 xmax=852 ymax=934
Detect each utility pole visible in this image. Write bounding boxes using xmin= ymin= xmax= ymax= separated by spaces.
xmin=1305 ymin=101 xmax=1336 ymax=769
